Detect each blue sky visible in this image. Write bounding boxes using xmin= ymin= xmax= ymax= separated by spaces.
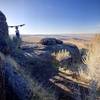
xmin=0 ymin=0 xmax=100 ymax=35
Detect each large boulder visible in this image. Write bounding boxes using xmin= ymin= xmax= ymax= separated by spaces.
xmin=42 ymin=43 xmax=82 ymax=63
xmin=0 ymin=11 xmax=10 ymax=54
xmin=11 ymin=49 xmax=58 ymax=85
xmin=40 ymin=38 xmax=63 ymax=45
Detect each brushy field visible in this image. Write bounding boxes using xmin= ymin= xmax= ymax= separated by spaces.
xmin=51 ymin=34 xmax=100 ymax=99
xmin=1 ymin=34 xmax=100 ymax=100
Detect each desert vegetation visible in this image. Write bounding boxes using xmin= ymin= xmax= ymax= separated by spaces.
xmin=0 ymin=11 xmax=100 ymax=100
xmin=84 ymin=34 xmax=100 ymax=99
xmin=84 ymin=34 xmax=100 ymax=83
xmin=50 ymin=34 xmax=100 ymax=100
xmin=1 ymin=34 xmax=100 ymax=100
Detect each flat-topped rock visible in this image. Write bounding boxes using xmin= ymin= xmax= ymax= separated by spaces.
xmin=40 ymin=38 xmax=63 ymax=45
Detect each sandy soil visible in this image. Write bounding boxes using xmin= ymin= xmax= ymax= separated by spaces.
xmin=22 ymin=35 xmax=92 ymax=49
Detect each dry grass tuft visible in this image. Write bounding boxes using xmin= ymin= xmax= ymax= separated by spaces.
xmin=82 ymin=34 xmax=100 ymax=100
xmin=84 ymin=34 xmax=100 ymax=85
xmin=52 ymin=50 xmax=70 ymax=61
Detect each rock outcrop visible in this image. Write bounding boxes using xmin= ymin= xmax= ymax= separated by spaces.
xmin=11 ymin=49 xmax=58 ymax=84
xmin=0 ymin=11 xmax=10 ymax=54
xmin=42 ymin=43 xmax=82 ymax=63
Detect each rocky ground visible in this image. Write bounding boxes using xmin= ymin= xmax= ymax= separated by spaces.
xmin=16 ymin=38 xmax=90 ymax=100
xmin=0 ymin=11 xmax=93 ymax=100
xmin=0 ymin=37 xmax=90 ymax=100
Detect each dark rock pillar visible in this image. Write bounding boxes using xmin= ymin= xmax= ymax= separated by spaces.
xmin=0 ymin=11 xmax=10 ymax=54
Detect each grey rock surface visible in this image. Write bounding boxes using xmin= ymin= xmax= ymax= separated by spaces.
xmin=11 ymin=49 xmax=58 ymax=84
xmin=3 ymin=60 xmax=33 ymax=100
xmin=42 ymin=43 xmax=82 ymax=63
